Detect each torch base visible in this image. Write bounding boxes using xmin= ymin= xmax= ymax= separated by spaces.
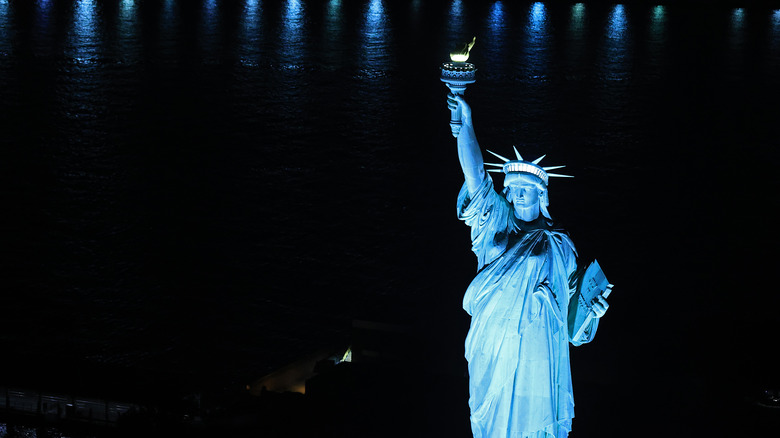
xmin=440 ymin=62 xmax=477 ymax=86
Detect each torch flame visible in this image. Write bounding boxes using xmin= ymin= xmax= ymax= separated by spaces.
xmin=449 ymin=36 xmax=476 ymax=62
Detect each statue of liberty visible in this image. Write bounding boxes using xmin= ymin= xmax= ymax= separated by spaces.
xmin=447 ymin=93 xmax=611 ymax=438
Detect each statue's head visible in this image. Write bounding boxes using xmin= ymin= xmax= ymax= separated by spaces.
xmin=503 ymin=173 xmax=549 ymax=222
xmin=485 ymin=147 xmax=572 ymax=222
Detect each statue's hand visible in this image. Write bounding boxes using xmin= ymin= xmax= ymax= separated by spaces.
xmin=590 ymin=288 xmax=610 ymax=318
xmin=447 ymin=93 xmax=472 ymax=137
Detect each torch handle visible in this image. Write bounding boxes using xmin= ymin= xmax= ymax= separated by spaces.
xmin=446 ymin=83 xmax=468 ymax=138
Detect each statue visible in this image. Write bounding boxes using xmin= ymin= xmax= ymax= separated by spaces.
xmin=447 ymin=93 xmax=612 ymax=438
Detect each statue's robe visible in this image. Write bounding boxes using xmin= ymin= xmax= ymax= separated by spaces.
xmin=458 ymin=176 xmax=598 ymax=438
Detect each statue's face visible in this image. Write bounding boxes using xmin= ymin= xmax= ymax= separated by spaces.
xmin=505 ymin=174 xmax=544 ymax=220
xmin=506 ymin=175 xmax=541 ymax=206
xmin=507 ymin=182 xmax=540 ymax=207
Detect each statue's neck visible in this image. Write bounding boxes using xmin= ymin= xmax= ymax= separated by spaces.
xmin=512 ymin=213 xmax=551 ymax=235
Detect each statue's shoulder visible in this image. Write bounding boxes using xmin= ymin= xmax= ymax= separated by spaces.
xmin=545 ymin=228 xmax=577 ymax=255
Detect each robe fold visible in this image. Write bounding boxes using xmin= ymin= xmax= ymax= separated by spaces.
xmin=457 ymin=176 xmax=598 ymax=438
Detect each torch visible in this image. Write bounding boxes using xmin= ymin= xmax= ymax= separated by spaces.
xmin=441 ymin=37 xmax=477 ymax=137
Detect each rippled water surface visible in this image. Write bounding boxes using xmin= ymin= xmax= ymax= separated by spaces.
xmin=2 ymin=1 xmax=780 ymax=433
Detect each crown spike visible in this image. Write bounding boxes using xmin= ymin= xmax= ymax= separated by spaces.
xmin=531 ymin=154 xmax=546 ymax=165
xmin=547 ymin=173 xmax=574 ymax=178
xmin=542 ymin=165 xmax=566 ymax=171
xmin=513 ymin=146 xmax=523 ymax=161
xmin=486 ymin=149 xmax=510 ymax=163
xmin=485 ymin=163 xmax=504 ymax=167
xmin=487 ymin=169 xmax=503 ymax=173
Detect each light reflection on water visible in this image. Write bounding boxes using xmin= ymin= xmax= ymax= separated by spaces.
xmin=524 ymin=2 xmax=548 ymax=79
xmin=602 ymin=4 xmax=630 ymax=82
xmin=607 ymin=4 xmax=626 ymax=40
xmin=0 ymin=1 xmax=13 ymax=79
xmin=447 ymin=0 xmax=465 ymax=42
xmin=410 ymin=0 xmax=421 ymax=20
xmin=360 ymin=0 xmax=389 ymax=73
xmin=119 ymin=0 xmax=135 ymax=27
xmin=529 ymin=1 xmax=545 ymax=32
xmin=71 ymin=0 xmax=99 ymax=64
xmin=321 ymin=0 xmax=343 ymax=68
xmin=0 ymin=0 xmax=6 ymax=35
xmin=484 ymin=0 xmax=506 ymax=73
xmin=732 ymin=7 xmax=745 ymax=25
xmin=570 ymin=2 xmax=585 ymax=34
xmin=774 ymin=10 xmax=780 ymax=54
xmin=730 ymin=8 xmax=746 ymax=38
xmin=645 ymin=5 xmax=667 ymax=77
xmin=201 ymin=0 xmax=220 ymax=63
xmin=566 ymin=3 xmax=587 ymax=68
xmin=240 ymin=0 xmax=263 ymax=65
xmin=728 ymin=7 xmax=746 ymax=68
xmin=35 ymin=0 xmax=54 ymax=34
xmin=205 ymin=0 xmax=217 ymax=15
xmin=159 ymin=0 xmax=178 ymax=58
xmin=117 ymin=0 xmax=137 ymax=63
xmin=280 ymin=0 xmax=306 ymax=69
xmin=650 ymin=5 xmax=665 ymax=39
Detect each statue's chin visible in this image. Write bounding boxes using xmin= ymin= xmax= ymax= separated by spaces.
xmin=514 ymin=204 xmax=540 ymax=222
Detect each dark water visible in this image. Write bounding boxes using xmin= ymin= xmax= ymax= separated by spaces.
xmin=2 ymin=0 xmax=780 ymax=435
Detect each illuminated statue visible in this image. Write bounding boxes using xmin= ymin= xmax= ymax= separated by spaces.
xmin=447 ymin=93 xmax=611 ymax=438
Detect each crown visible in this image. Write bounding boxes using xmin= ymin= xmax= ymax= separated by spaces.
xmin=485 ymin=146 xmax=572 ymax=186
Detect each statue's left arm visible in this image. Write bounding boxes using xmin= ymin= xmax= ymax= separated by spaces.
xmin=569 ymin=292 xmax=609 ymax=346
xmin=555 ymin=234 xmax=611 ymax=346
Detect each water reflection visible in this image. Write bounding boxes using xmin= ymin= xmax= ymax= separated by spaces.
xmin=360 ymin=0 xmax=389 ymax=71
xmin=566 ymin=3 xmax=587 ymax=67
xmin=70 ymin=0 xmax=99 ymax=64
xmin=769 ymin=9 xmax=780 ymax=67
xmin=730 ymin=7 xmax=745 ymax=45
xmin=411 ymin=0 xmax=421 ymax=18
xmin=607 ymin=4 xmax=626 ymax=40
xmin=326 ymin=0 xmax=341 ymax=33
xmin=36 ymin=0 xmax=54 ymax=33
xmin=205 ymin=0 xmax=217 ymax=15
xmin=773 ymin=10 xmax=780 ymax=52
xmin=732 ymin=8 xmax=745 ymax=26
xmin=240 ymin=0 xmax=263 ymax=65
xmin=447 ymin=0 xmax=465 ymax=42
xmin=159 ymin=0 xmax=178 ymax=57
xmin=201 ymin=0 xmax=220 ymax=63
xmin=115 ymin=0 xmax=137 ymax=63
xmin=524 ymin=2 xmax=548 ymax=79
xmin=646 ymin=5 xmax=667 ymax=76
xmin=529 ymin=2 xmax=545 ymax=31
xmin=61 ymin=0 xmax=109 ymax=130
xmin=280 ymin=0 xmax=306 ymax=68
xmin=203 ymin=0 xmax=219 ymax=29
xmin=0 ymin=0 xmax=9 ymax=53
xmin=601 ymin=3 xmax=630 ymax=82
xmin=487 ymin=1 xmax=505 ymax=32
xmin=527 ymin=2 xmax=547 ymax=41
xmin=485 ymin=1 xmax=506 ymax=67
xmin=650 ymin=5 xmax=665 ymax=38
xmin=120 ymin=0 xmax=135 ymax=20
xmin=322 ymin=0 xmax=343 ymax=67
xmin=570 ymin=2 xmax=586 ymax=35
xmin=728 ymin=7 xmax=746 ymax=67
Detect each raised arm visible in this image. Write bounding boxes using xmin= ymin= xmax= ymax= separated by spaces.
xmin=448 ymin=94 xmax=486 ymax=195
